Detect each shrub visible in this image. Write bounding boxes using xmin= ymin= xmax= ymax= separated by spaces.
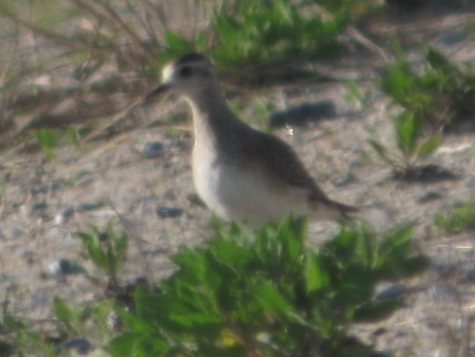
xmin=368 ymin=46 xmax=474 ymax=173
xmin=381 ymin=46 xmax=475 ymax=132
xmin=106 ymin=217 xmax=428 ymax=356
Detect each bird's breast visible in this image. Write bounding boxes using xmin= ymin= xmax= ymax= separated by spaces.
xmin=192 ymin=147 xmax=310 ymax=224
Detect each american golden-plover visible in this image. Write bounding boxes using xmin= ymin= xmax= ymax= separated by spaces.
xmin=146 ymin=53 xmax=357 ymax=225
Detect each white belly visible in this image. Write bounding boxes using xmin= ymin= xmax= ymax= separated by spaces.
xmin=193 ymin=155 xmax=310 ymax=225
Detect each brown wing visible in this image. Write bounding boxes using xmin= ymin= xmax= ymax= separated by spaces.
xmin=223 ymin=126 xmax=357 ymax=218
xmin=235 ymin=129 xmax=332 ymax=203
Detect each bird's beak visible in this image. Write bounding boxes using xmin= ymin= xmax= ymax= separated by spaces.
xmin=144 ymin=83 xmax=171 ymax=103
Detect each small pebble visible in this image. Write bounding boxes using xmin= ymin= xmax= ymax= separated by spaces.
xmin=333 ymin=172 xmax=357 ymax=187
xmin=375 ymin=284 xmax=407 ymax=300
xmin=76 ymin=201 xmax=106 ymax=212
xmin=48 ymin=259 xmax=85 ymax=276
xmin=397 ymin=164 xmax=458 ymax=183
xmin=269 ymin=101 xmax=337 ymax=128
xmin=143 ymin=141 xmax=165 ymax=158
xmin=55 ymin=208 xmax=75 ymax=225
xmin=31 ymin=202 xmax=48 ymax=213
xmin=417 ymin=191 xmax=442 ymax=203
xmin=156 ymin=206 xmax=184 ymax=219
xmin=60 ymin=338 xmax=94 ymax=355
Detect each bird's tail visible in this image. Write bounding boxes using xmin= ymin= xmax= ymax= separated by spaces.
xmin=311 ymin=199 xmax=359 ymax=222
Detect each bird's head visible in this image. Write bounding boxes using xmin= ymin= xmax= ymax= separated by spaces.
xmin=145 ymin=53 xmax=217 ymax=102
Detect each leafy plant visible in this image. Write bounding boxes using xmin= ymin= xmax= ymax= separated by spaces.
xmin=35 ymin=128 xmax=58 ymax=160
xmin=382 ymin=46 xmax=475 ymax=131
xmin=0 ymin=0 xmax=383 ymax=152
xmin=434 ymin=202 xmax=475 ymax=233
xmin=1 ymin=298 xmax=116 ymax=356
xmin=159 ymin=0 xmax=382 ymax=82
xmin=0 ymin=300 xmax=55 ymax=356
xmin=52 ymin=297 xmax=116 ymax=347
xmin=106 ymin=217 xmax=428 ymax=356
xmin=368 ymin=46 xmax=474 ymax=173
xmin=76 ymin=222 xmax=128 ymax=285
xmin=34 ymin=127 xmax=82 ymax=160
xmin=212 ymin=0 xmax=345 ymax=67
xmin=0 ymin=218 xmax=428 ymax=356
xmin=0 ymin=223 xmax=127 ymax=355
xmin=0 ymin=0 xmax=166 ymax=152
xmin=368 ymin=111 xmax=442 ymax=172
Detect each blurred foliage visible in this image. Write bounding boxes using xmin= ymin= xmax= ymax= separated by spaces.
xmin=0 ymin=0 xmax=384 ymax=156
xmin=381 ymin=46 xmax=475 ymax=132
xmin=0 ymin=224 xmax=128 ymax=355
xmin=368 ymin=46 xmax=475 ymax=174
xmin=210 ymin=0 xmax=345 ymax=67
xmin=368 ymin=110 xmax=442 ymax=173
xmin=0 ymin=218 xmax=428 ymax=355
xmin=105 ymin=217 xmax=427 ymax=356
xmin=163 ymin=0 xmax=383 ymax=77
xmin=435 ymin=202 xmax=475 ymax=233
xmin=77 ymin=222 xmax=128 ymax=284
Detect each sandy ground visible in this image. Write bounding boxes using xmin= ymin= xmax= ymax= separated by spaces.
xmin=1 ymin=5 xmax=475 ymax=356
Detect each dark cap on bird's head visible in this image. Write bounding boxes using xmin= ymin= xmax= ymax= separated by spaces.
xmin=145 ymin=53 xmax=216 ymax=102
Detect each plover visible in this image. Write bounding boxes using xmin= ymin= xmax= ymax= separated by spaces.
xmin=146 ymin=53 xmax=357 ymax=225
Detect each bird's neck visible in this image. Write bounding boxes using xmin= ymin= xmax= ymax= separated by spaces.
xmin=187 ymin=87 xmax=247 ymax=150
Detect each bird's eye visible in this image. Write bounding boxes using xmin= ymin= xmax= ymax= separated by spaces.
xmin=179 ymin=66 xmax=192 ymax=77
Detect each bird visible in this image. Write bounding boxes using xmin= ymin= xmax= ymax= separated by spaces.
xmin=145 ymin=53 xmax=357 ymax=226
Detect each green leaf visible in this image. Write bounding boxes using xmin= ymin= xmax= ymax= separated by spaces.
xmin=76 ymin=225 xmax=127 ymax=278
xmin=169 ymin=312 xmax=222 ymax=328
xmin=209 ymin=238 xmax=251 ymax=268
xmin=280 ymin=216 xmax=306 ymax=263
xmin=305 ymin=257 xmax=329 ymax=293
xmin=434 ymin=202 xmax=475 ymax=233
xmin=354 ymin=298 xmax=404 ymax=322
xmin=106 ymin=332 xmax=144 ymax=357
xmin=66 ymin=127 xmax=80 ymax=148
xmin=368 ymin=138 xmax=386 ymax=156
xmin=426 ymin=47 xmax=459 ymax=76
xmin=164 ymin=30 xmax=190 ymax=51
xmin=381 ymin=61 xmax=415 ymax=101
xmin=52 ymin=297 xmax=80 ymax=335
xmin=82 ymin=232 xmax=107 ymax=270
xmin=0 ymin=340 xmax=14 ymax=356
xmin=53 ymin=297 xmax=70 ymax=318
xmin=418 ymin=137 xmax=441 ymax=157
xmin=335 ymin=274 xmax=374 ymax=305
xmin=378 ymin=225 xmax=413 ymax=258
xmin=395 ymin=111 xmax=421 ymax=159
xmin=254 ymin=282 xmax=292 ymax=316
xmin=397 ymin=256 xmax=430 ymax=277
xmin=367 ymin=138 xmax=396 ymax=166
xmin=2 ymin=315 xmax=25 ymax=331
xmin=106 ymin=332 xmax=169 ymax=357
xmin=117 ymin=306 xmax=154 ymax=333
xmin=35 ymin=128 xmax=56 ymax=160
